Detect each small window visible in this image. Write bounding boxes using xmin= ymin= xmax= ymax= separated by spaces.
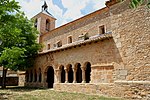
xmin=68 ymin=36 xmax=72 ymax=43
xmin=99 ymin=25 xmax=105 ymax=34
xmin=57 ymin=41 xmax=62 ymax=47
xmin=53 ymin=44 xmax=56 ymax=48
xmin=34 ymin=19 xmax=38 ymax=28
xmin=47 ymin=44 xmax=50 ymax=50
xmin=46 ymin=19 xmax=50 ymax=31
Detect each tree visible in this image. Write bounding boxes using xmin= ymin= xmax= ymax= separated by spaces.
xmin=130 ymin=0 xmax=150 ymax=8
xmin=0 ymin=0 xmax=41 ymax=88
xmin=106 ymin=0 xmax=150 ymax=8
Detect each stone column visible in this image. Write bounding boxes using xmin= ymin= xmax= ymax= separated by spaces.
xmin=73 ymin=67 xmax=77 ymax=83
xmin=81 ymin=67 xmax=86 ymax=83
xmin=41 ymin=71 xmax=47 ymax=87
xmin=37 ymin=72 xmax=39 ymax=83
xmin=42 ymin=72 xmax=46 ymax=83
xmin=65 ymin=68 xmax=69 ymax=83
xmin=55 ymin=69 xmax=61 ymax=83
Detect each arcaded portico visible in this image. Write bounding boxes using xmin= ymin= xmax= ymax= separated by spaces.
xmin=25 ymin=0 xmax=150 ymax=99
xmin=25 ymin=33 xmax=114 ymax=88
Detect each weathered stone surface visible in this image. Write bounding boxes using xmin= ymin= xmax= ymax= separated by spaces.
xmin=24 ymin=0 xmax=150 ymax=99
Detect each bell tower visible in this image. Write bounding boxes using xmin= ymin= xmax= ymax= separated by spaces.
xmin=32 ymin=1 xmax=56 ymax=35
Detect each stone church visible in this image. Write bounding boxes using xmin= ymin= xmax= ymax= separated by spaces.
xmin=25 ymin=0 xmax=150 ymax=99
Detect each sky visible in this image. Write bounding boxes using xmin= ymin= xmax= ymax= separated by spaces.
xmin=16 ymin=0 xmax=107 ymax=27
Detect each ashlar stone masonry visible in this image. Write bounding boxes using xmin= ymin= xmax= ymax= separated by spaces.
xmin=25 ymin=0 xmax=150 ymax=99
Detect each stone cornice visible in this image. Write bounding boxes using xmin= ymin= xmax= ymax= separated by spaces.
xmin=39 ymin=33 xmax=112 ymax=55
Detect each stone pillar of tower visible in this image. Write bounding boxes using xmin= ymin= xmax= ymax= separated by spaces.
xmin=31 ymin=1 xmax=56 ymax=42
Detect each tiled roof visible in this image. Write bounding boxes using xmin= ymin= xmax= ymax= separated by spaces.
xmin=39 ymin=33 xmax=112 ymax=55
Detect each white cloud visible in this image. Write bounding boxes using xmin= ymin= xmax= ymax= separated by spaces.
xmin=92 ymin=0 xmax=107 ymax=10
xmin=61 ymin=0 xmax=90 ymax=22
xmin=16 ymin=0 xmax=43 ymax=18
xmin=16 ymin=0 xmax=63 ymax=27
xmin=60 ymin=0 xmax=108 ymax=26
xmin=46 ymin=0 xmax=63 ymax=18
xmin=16 ymin=0 xmax=107 ymax=27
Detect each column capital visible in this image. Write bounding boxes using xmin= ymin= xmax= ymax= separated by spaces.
xmin=81 ymin=67 xmax=86 ymax=71
xmin=73 ymin=80 xmax=77 ymax=83
xmin=64 ymin=68 xmax=69 ymax=72
xmin=72 ymin=67 xmax=77 ymax=72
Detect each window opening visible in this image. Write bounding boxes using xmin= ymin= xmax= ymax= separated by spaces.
xmin=57 ymin=41 xmax=62 ymax=47
xmin=47 ymin=44 xmax=50 ymax=50
xmin=34 ymin=19 xmax=38 ymax=28
xmin=68 ymin=36 xmax=72 ymax=43
xmin=99 ymin=25 xmax=105 ymax=34
xmin=46 ymin=19 xmax=50 ymax=31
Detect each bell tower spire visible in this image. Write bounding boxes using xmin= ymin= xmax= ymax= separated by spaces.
xmin=32 ymin=0 xmax=56 ymax=40
xmin=42 ymin=1 xmax=48 ymax=11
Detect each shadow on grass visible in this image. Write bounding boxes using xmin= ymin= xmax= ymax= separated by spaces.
xmin=0 ymin=93 xmax=11 ymax=99
xmin=0 ymin=86 xmax=48 ymax=92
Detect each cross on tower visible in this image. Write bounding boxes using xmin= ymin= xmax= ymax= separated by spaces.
xmin=42 ymin=1 xmax=48 ymax=11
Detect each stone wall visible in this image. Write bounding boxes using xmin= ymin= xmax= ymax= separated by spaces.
xmin=29 ymin=37 xmax=122 ymax=84
xmin=18 ymin=74 xmax=25 ymax=86
xmin=0 ymin=77 xmax=18 ymax=86
xmin=25 ymin=0 xmax=150 ymax=99
xmin=41 ymin=7 xmax=109 ymax=40
xmin=110 ymin=0 xmax=150 ymax=81
xmin=33 ymin=13 xmax=56 ymax=34
xmin=91 ymin=64 xmax=114 ymax=83
xmin=41 ymin=8 xmax=111 ymax=51
xmin=54 ymin=81 xmax=150 ymax=100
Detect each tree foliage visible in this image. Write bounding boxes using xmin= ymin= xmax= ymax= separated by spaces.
xmin=0 ymin=0 xmax=41 ymax=71
xmin=130 ymin=0 xmax=143 ymax=8
xmin=121 ymin=0 xmax=150 ymax=8
xmin=118 ymin=0 xmax=150 ymax=8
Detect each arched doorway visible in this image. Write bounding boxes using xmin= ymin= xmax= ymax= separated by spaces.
xmin=68 ymin=64 xmax=73 ymax=83
xmin=76 ymin=63 xmax=82 ymax=83
xmin=47 ymin=66 xmax=54 ymax=88
xmin=61 ymin=66 xmax=65 ymax=83
xmin=85 ymin=62 xmax=91 ymax=83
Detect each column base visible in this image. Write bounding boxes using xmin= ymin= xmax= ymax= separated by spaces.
xmin=73 ymin=81 xmax=77 ymax=83
xmin=57 ymin=81 xmax=61 ymax=83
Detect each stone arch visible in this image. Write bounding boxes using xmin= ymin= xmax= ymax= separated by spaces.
xmin=39 ymin=68 xmax=42 ymax=82
xmin=42 ymin=62 xmax=56 ymax=87
xmin=45 ymin=66 xmax=54 ymax=88
xmin=46 ymin=19 xmax=50 ymax=31
xmin=34 ymin=69 xmax=37 ymax=82
xmin=59 ymin=65 xmax=65 ymax=83
xmin=43 ymin=62 xmax=55 ymax=72
xmin=75 ymin=63 xmax=82 ymax=83
xmin=84 ymin=62 xmax=91 ymax=83
xmin=67 ymin=64 xmax=73 ymax=83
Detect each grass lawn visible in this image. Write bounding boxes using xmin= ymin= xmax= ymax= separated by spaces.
xmin=0 ymin=87 xmax=122 ymax=100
